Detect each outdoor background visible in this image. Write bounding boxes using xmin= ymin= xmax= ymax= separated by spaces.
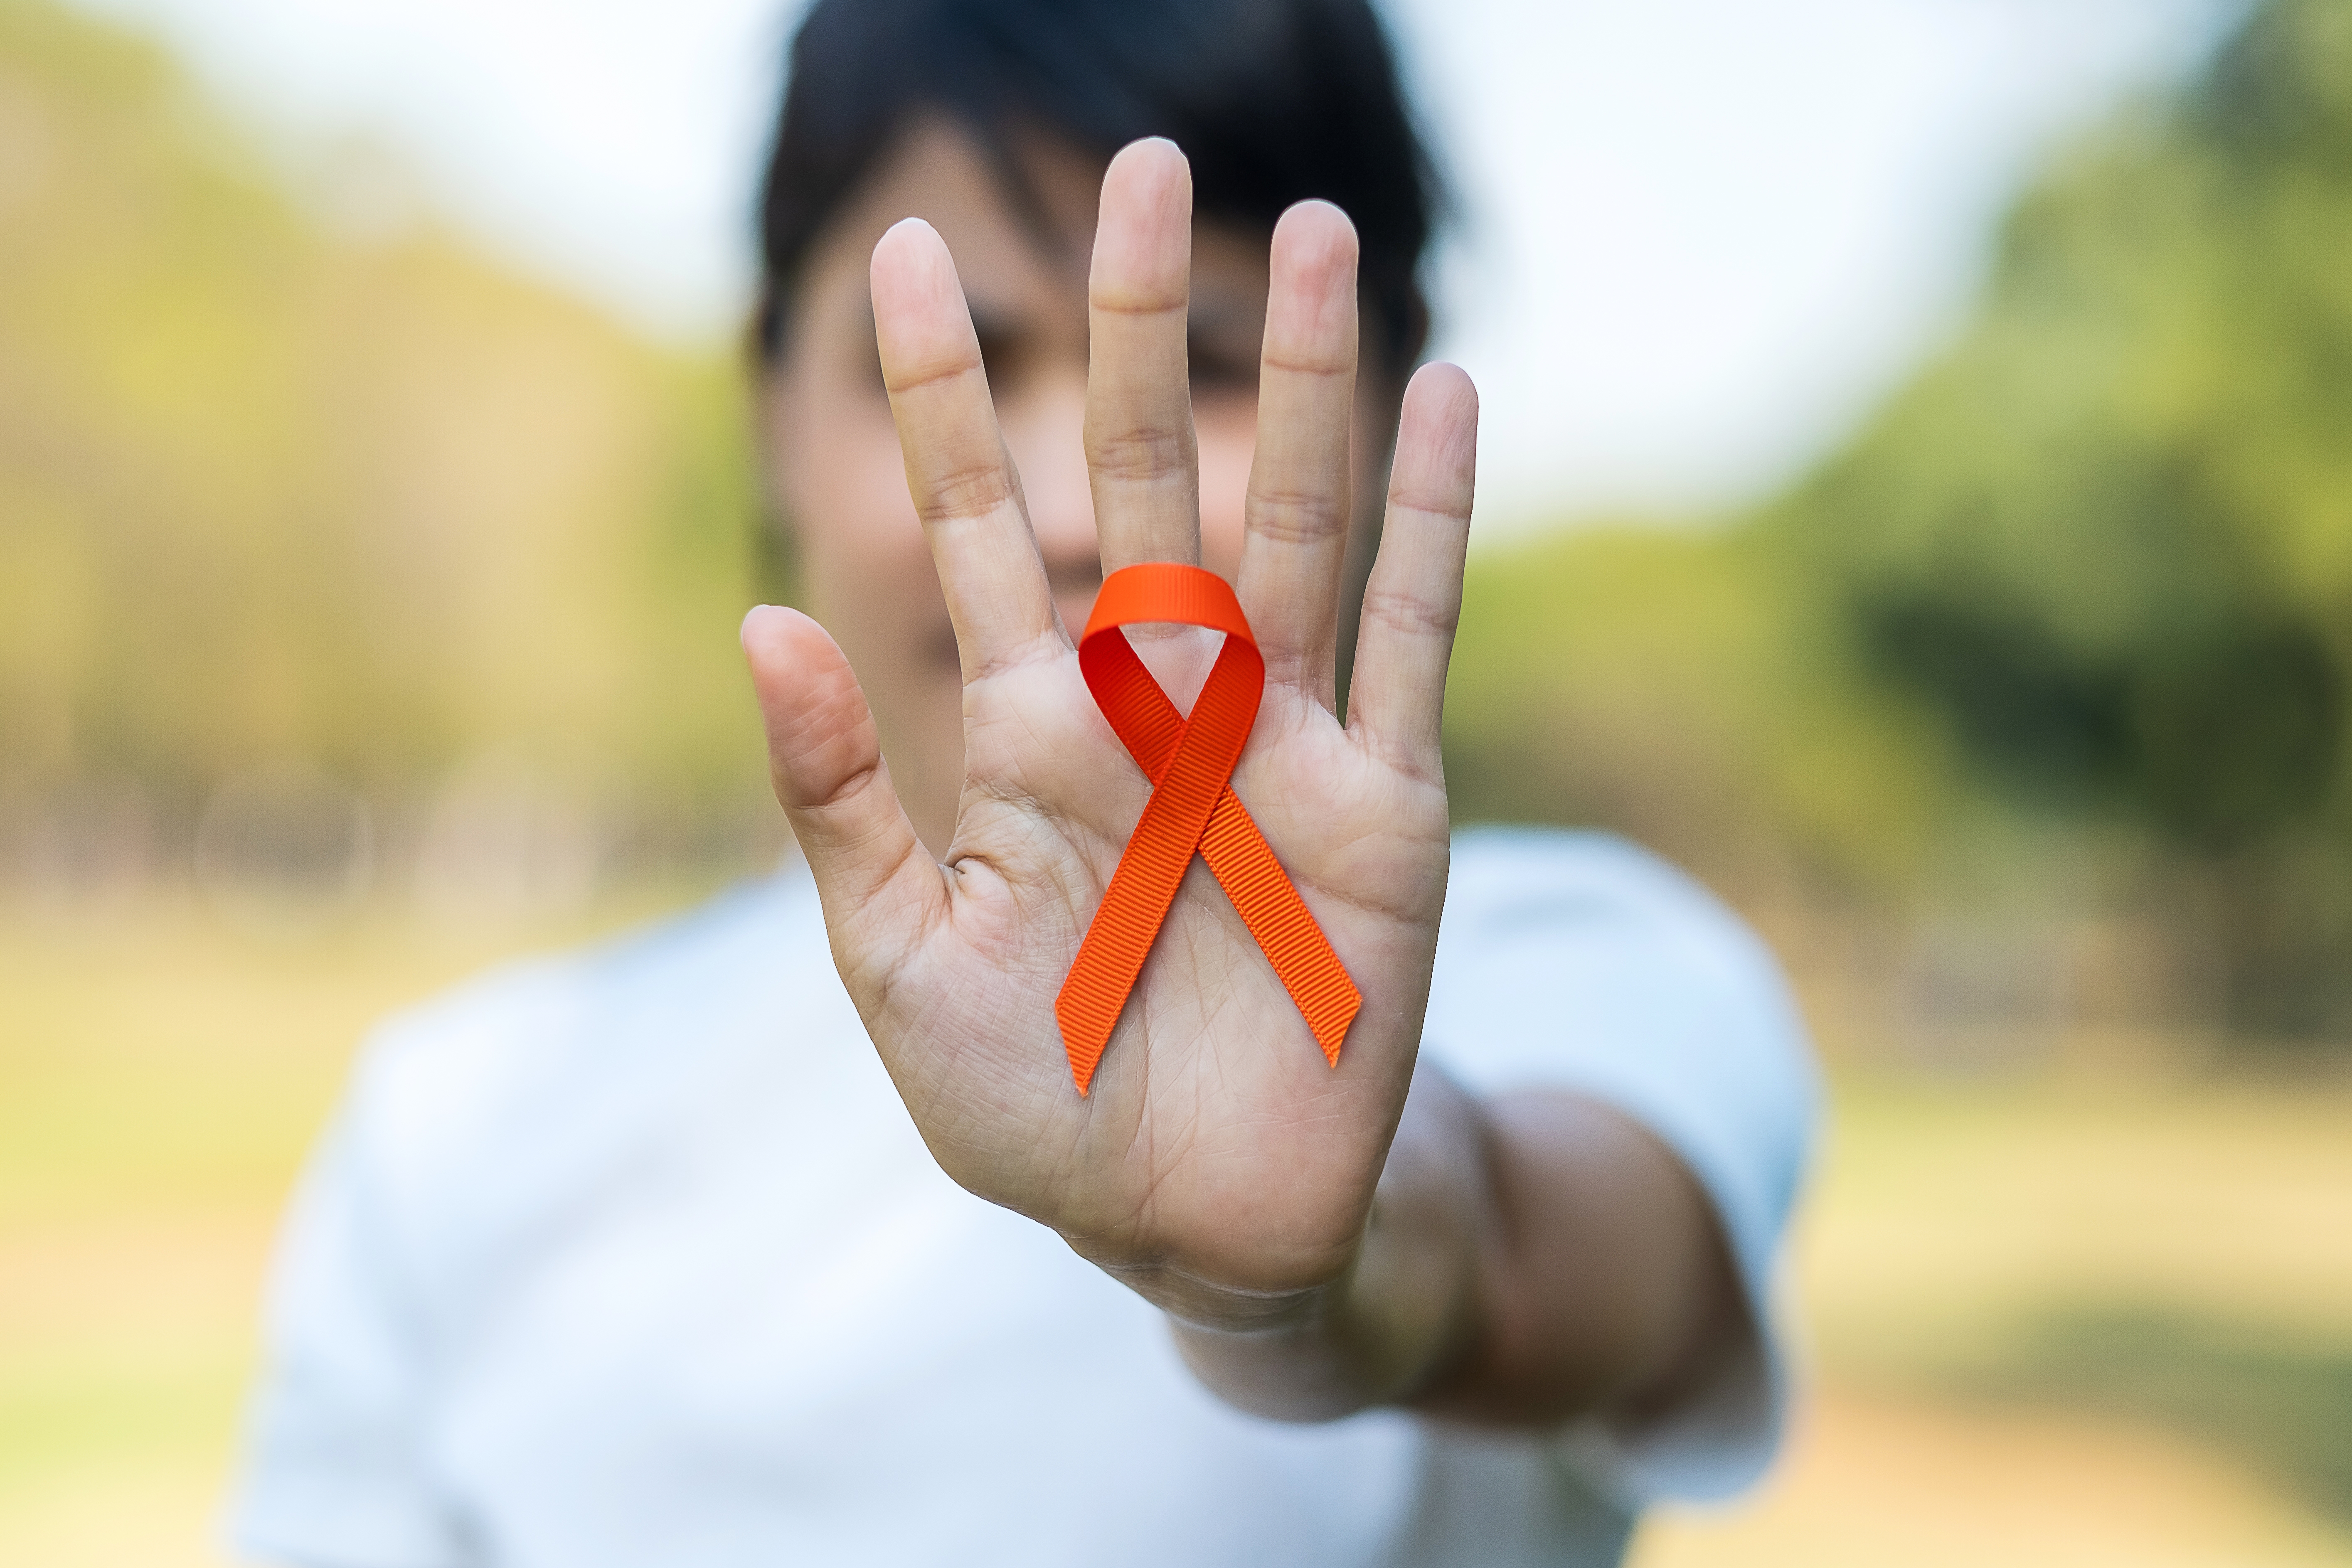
xmin=3 ymin=0 xmax=2350 ymax=1562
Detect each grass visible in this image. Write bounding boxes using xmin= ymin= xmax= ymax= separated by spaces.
xmin=1944 ymin=1306 xmax=2352 ymax=1525
xmin=1637 ymin=1071 xmax=2352 ymax=1566
xmin=2 ymin=890 xmax=2349 ymax=1565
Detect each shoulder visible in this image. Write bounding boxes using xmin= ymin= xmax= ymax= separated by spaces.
xmin=1443 ymin=825 xmax=1763 ymax=941
xmin=331 ymin=871 xmax=830 ymax=1247
xmin=1430 ymin=824 xmax=1812 ymax=1094
xmin=1428 ymin=826 xmax=1821 ymax=1259
xmin=1437 ymin=827 xmax=1784 ymax=1002
xmin=364 ymin=871 xmax=811 ymax=1103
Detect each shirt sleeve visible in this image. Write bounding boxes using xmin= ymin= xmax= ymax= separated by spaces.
xmin=230 ymin=1044 xmax=467 ymax=1568
xmin=1421 ymin=828 xmax=1823 ymax=1505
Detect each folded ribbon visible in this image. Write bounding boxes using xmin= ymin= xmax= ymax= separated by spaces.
xmin=1055 ymin=562 xmax=1361 ymax=1094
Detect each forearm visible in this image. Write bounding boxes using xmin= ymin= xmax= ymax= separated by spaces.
xmin=1168 ymin=1064 xmax=1744 ymax=1427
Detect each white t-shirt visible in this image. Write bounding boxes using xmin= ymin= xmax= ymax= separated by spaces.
xmin=234 ymin=828 xmax=1819 ymax=1568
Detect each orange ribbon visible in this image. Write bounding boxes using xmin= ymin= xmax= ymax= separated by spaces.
xmin=1055 ymin=563 xmax=1361 ymax=1094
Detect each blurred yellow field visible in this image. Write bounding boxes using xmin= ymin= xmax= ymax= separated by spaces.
xmin=3 ymin=894 xmax=2347 ymax=1566
xmin=1641 ymin=1392 xmax=2352 ymax=1568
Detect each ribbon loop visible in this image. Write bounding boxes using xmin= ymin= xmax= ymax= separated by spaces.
xmin=1056 ymin=563 xmax=1361 ymax=1093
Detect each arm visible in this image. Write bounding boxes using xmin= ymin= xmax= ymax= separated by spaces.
xmin=1169 ymin=1066 xmax=1745 ymax=1427
xmin=743 ymin=140 xmax=1751 ymax=1462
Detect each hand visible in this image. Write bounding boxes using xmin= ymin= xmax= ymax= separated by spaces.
xmin=743 ymin=138 xmax=1478 ymax=1331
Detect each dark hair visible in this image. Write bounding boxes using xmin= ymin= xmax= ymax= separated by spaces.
xmin=753 ymin=0 xmax=1444 ymax=374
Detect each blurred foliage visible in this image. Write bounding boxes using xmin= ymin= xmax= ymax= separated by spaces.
xmin=0 ymin=0 xmax=769 ymax=849
xmin=1940 ymin=1305 xmax=2352 ymax=1526
xmin=8 ymin=0 xmax=2352 ymax=1034
xmin=1443 ymin=524 xmax=1955 ymax=903
xmin=1450 ymin=0 xmax=2352 ymax=1041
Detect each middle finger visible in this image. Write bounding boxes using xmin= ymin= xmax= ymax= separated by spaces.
xmin=1084 ymin=138 xmax=1202 ymax=575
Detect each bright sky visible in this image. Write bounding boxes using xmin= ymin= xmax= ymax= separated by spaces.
xmin=67 ymin=0 xmax=2232 ymax=522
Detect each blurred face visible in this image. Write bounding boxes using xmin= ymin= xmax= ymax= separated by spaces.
xmin=761 ymin=120 xmax=1399 ymax=854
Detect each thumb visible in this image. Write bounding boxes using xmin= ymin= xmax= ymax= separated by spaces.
xmin=741 ymin=605 xmax=938 ymax=970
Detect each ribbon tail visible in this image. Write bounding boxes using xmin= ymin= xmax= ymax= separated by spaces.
xmin=1056 ymin=713 xmax=1240 ymax=1095
xmin=1197 ymin=791 xmax=1359 ymax=1065
xmin=1057 ymin=837 xmax=1186 ymax=1095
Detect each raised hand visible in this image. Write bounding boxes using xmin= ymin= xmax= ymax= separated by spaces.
xmin=742 ymin=138 xmax=1477 ymax=1328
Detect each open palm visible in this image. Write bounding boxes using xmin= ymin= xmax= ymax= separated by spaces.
xmin=743 ymin=139 xmax=1478 ymax=1322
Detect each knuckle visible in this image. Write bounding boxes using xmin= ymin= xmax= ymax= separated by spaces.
xmin=1245 ymin=484 xmax=1349 ymax=546
xmin=882 ymin=357 xmax=975 ymax=398
xmin=1087 ymin=425 xmax=1194 ymax=486
xmin=1385 ymin=488 xmax=1471 ymax=526
xmin=1259 ymin=349 xmax=1352 ymax=380
xmin=1090 ymin=291 xmax=1188 ymax=320
xmin=913 ymin=458 xmax=1018 ymax=524
xmin=1360 ymin=585 xmax=1457 ymax=642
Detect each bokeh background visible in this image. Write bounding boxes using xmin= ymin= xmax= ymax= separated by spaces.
xmin=4 ymin=0 xmax=2350 ymax=1562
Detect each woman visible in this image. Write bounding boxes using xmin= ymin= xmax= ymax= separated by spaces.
xmin=236 ymin=1 xmax=1818 ymax=1563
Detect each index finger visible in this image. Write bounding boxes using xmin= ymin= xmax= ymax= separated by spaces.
xmin=872 ymin=217 xmax=1062 ymax=678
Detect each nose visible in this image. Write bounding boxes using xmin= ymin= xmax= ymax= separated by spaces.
xmin=998 ymin=367 xmax=1103 ymax=635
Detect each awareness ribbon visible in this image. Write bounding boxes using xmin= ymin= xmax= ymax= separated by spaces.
xmin=1055 ymin=563 xmax=1361 ymax=1094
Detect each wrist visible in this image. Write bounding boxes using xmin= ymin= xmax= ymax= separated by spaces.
xmin=1161 ymin=1064 xmax=1496 ymax=1420
xmin=1088 ymin=1255 xmax=1340 ymax=1339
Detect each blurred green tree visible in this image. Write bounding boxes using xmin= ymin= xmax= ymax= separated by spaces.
xmin=1773 ymin=0 xmax=2352 ymax=1035
xmin=1449 ymin=0 xmax=2352 ymax=1041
